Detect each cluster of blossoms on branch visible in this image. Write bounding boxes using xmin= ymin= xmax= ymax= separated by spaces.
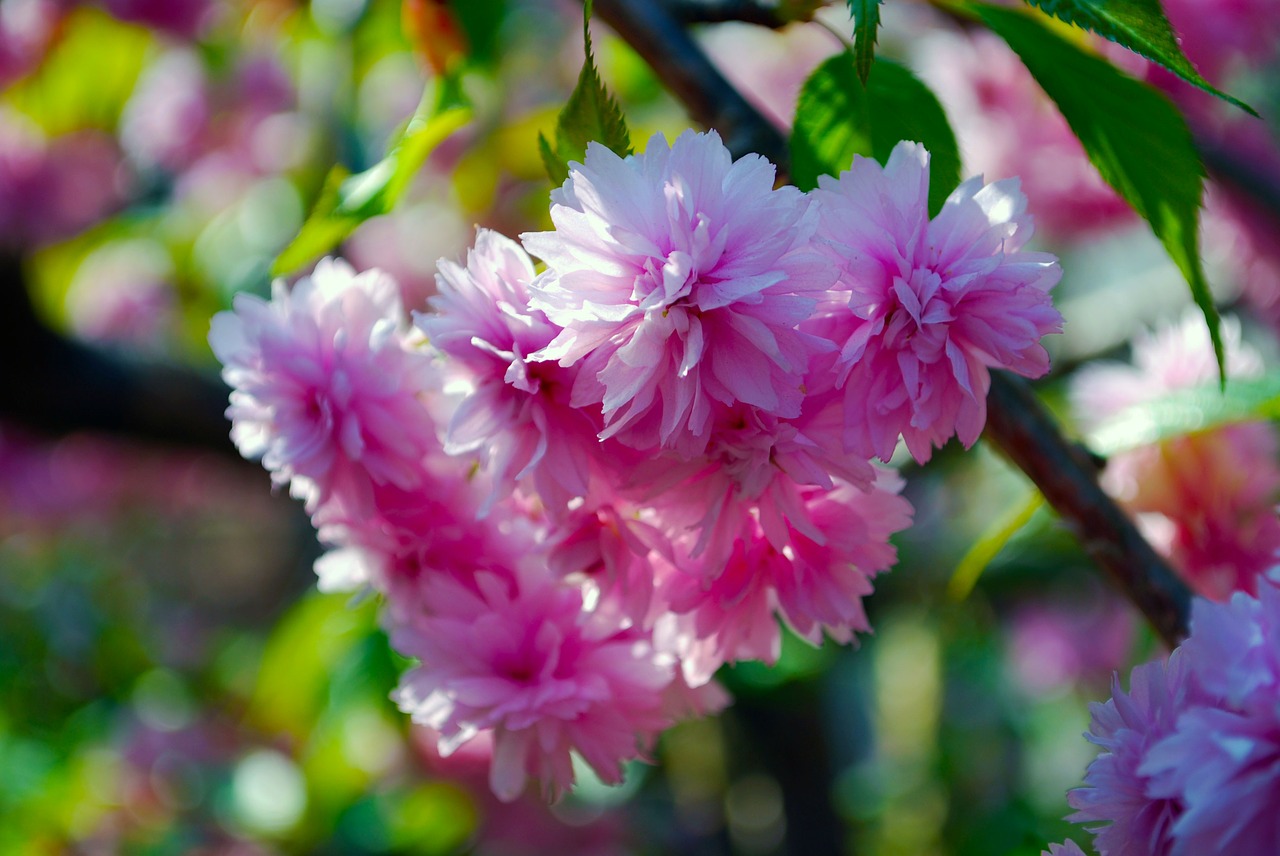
xmin=211 ymin=129 xmax=1063 ymax=800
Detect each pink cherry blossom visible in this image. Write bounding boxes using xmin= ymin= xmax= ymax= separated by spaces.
xmin=1071 ymin=311 xmax=1262 ymax=429
xmin=812 ymin=141 xmax=1063 ymax=463
xmin=1068 ymin=652 xmax=1203 ymax=856
xmin=523 ymin=129 xmax=835 ymax=458
xmin=914 ymin=30 xmax=1133 ymax=242
xmin=1067 ymin=578 xmax=1280 ymax=855
xmin=209 ymin=259 xmax=438 ymax=511
xmin=1072 ymin=312 xmax=1280 ymax=599
xmin=543 ymin=501 xmax=671 ymax=628
xmin=657 ymin=471 xmax=911 ymax=684
xmin=1140 ymin=580 xmax=1280 ymax=855
xmin=417 ymin=229 xmax=604 ymax=513
xmin=393 ymin=567 xmax=676 ymax=802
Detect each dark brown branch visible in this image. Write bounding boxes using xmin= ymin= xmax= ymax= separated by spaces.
xmin=593 ymin=0 xmax=792 ymax=169
xmin=591 ymin=0 xmax=1194 ymax=646
xmin=663 ymin=0 xmax=790 ymax=27
xmin=0 ymin=253 xmax=238 ymax=457
xmin=984 ymin=373 xmax=1191 ymax=647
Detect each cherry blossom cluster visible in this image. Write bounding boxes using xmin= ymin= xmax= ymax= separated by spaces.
xmin=1062 ymin=574 xmax=1280 ymax=855
xmin=211 ymin=130 xmax=1063 ymax=800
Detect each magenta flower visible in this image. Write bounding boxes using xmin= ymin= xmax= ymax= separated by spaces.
xmin=393 ymin=567 xmax=676 ymax=802
xmin=523 ymin=129 xmax=835 ymax=457
xmin=812 ymin=141 xmax=1063 ymax=463
xmin=658 ymin=472 xmax=911 ymax=684
xmin=417 ymin=229 xmax=603 ymax=513
xmin=209 ymin=259 xmax=438 ymax=511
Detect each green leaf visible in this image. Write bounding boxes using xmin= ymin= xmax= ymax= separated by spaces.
xmin=847 ymin=0 xmax=885 ymax=85
xmin=541 ymin=0 xmax=632 ymax=185
xmin=1088 ymin=372 xmax=1280 ymax=454
xmin=976 ymin=3 xmax=1226 ymax=383
xmin=790 ymin=54 xmax=961 ymax=215
xmin=1023 ymin=0 xmax=1256 ymax=115
xmin=948 ymin=489 xmax=1045 ymax=600
xmin=539 ymin=132 xmax=569 ymax=186
xmin=448 ymin=0 xmax=509 ymax=66
xmin=247 ymin=592 xmax=379 ymax=740
xmin=271 ymin=75 xmax=472 ymax=277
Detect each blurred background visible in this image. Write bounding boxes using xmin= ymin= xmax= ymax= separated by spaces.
xmin=1 ymin=0 xmax=1278 ymax=854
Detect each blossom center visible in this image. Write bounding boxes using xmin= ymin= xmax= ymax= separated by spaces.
xmin=883 ymin=267 xmax=951 ymax=351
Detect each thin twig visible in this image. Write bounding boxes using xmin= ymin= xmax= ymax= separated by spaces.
xmin=590 ymin=0 xmax=1194 ymax=646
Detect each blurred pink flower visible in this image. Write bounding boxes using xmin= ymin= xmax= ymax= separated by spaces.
xmin=1156 ymin=0 xmax=1280 ymax=91
xmin=915 ymin=30 xmax=1133 ymax=242
xmin=0 ymin=113 xmax=124 ymax=246
xmin=65 ymin=239 xmax=176 ymax=350
xmin=102 ymin=0 xmax=215 ymax=38
xmin=524 ymin=129 xmax=835 ymax=458
xmin=209 ymin=259 xmax=438 ymax=512
xmin=1071 ymin=312 xmax=1262 ymax=429
xmin=699 ymin=21 xmax=837 ymax=129
xmin=1072 ymin=312 xmax=1280 ymax=599
xmin=1006 ymin=593 xmax=1136 ymax=697
xmin=0 ymin=0 xmax=61 ymax=87
xmin=812 ymin=141 xmax=1062 ymax=463
xmin=394 ymin=567 xmax=676 ymax=802
xmin=120 ymin=49 xmax=210 ymax=172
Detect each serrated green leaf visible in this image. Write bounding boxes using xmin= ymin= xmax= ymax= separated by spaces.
xmin=847 ymin=0 xmax=885 ymax=85
xmin=949 ymin=489 xmax=1045 ymax=600
xmin=1023 ymin=0 xmax=1256 ymax=115
xmin=790 ymin=54 xmax=961 ymax=215
xmin=542 ymin=0 xmax=631 ymax=184
xmin=1088 ymin=372 xmax=1280 ymax=454
xmin=539 ymin=132 xmax=570 ymax=186
xmin=976 ymin=3 xmax=1225 ymax=383
xmin=271 ymin=76 xmax=472 ymax=277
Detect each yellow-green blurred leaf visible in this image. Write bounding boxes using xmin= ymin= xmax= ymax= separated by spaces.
xmin=949 ymin=488 xmax=1045 ymax=600
xmin=3 ymin=8 xmax=152 ymax=135
xmin=247 ymin=592 xmax=378 ymax=739
xmin=272 ymin=75 xmax=471 ymax=276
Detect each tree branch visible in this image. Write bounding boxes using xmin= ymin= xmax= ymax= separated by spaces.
xmin=591 ymin=0 xmax=1194 ymax=646
xmin=593 ymin=0 xmax=792 ymax=169
xmin=983 ymin=373 xmax=1191 ymax=648
xmin=0 ymin=253 xmax=239 ymax=458
xmin=663 ymin=0 xmax=790 ymax=28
